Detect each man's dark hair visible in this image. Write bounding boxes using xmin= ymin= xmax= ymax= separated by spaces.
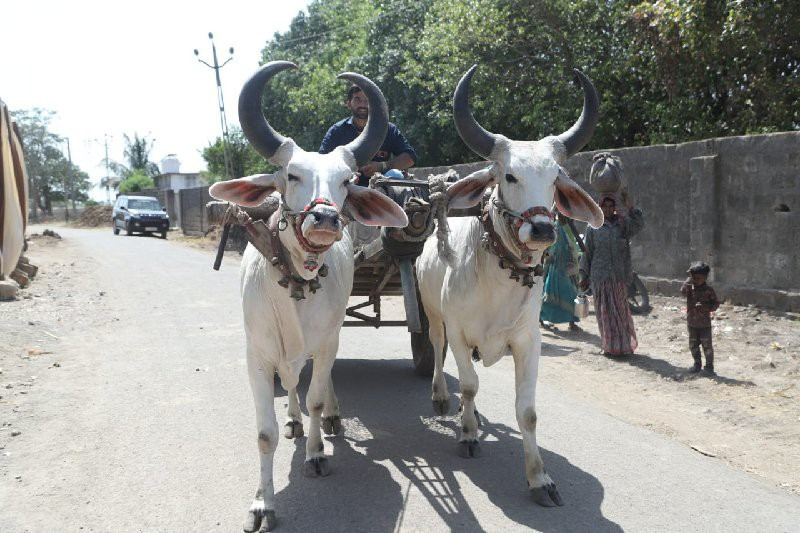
xmin=346 ymin=84 xmax=363 ymax=102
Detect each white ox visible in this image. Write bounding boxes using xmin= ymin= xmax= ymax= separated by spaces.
xmin=209 ymin=61 xmax=407 ymax=532
xmin=416 ymin=65 xmax=604 ymax=506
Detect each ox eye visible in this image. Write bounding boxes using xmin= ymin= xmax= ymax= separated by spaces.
xmin=287 ymin=174 xmax=300 ymax=182
xmin=505 ymin=173 xmax=518 ymax=183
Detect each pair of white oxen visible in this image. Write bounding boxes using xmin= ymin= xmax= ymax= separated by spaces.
xmin=209 ymin=61 xmax=604 ymax=532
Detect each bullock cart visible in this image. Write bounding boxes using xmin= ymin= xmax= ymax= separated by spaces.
xmin=207 ymin=173 xmax=473 ymax=376
xmin=342 ymin=175 xmax=471 ymax=376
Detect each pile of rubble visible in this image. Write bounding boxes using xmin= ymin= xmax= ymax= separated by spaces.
xmin=0 ymin=255 xmax=38 ymax=300
xmin=77 ymin=205 xmax=113 ymax=227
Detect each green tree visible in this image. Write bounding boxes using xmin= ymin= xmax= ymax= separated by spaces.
xmin=118 ymin=169 xmax=155 ymax=194
xmin=11 ymin=108 xmax=92 ymax=217
xmin=201 ymin=126 xmax=274 ymax=183
xmin=249 ymin=0 xmax=798 ymax=166
xmin=117 ymin=133 xmax=159 ymax=177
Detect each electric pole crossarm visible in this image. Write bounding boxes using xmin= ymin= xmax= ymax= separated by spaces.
xmin=194 ymin=33 xmax=235 ymax=181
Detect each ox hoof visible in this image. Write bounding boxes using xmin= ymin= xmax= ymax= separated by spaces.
xmin=432 ymin=398 xmax=450 ymax=415
xmin=322 ymin=415 xmax=342 ymax=435
xmin=303 ymin=456 xmax=331 ymax=477
xmin=244 ymin=509 xmax=277 ymax=532
xmin=530 ymin=483 xmax=564 ymax=507
xmin=284 ymin=420 xmax=304 ymax=439
xmin=458 ymin=439 xmax=482 ymax=458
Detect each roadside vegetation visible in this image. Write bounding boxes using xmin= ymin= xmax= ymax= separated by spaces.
xmin=213 ymin=0 xmax=798 ymax=170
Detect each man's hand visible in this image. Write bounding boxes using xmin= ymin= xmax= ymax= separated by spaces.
xmin=359 ymin=161 xmax=385 ymax=177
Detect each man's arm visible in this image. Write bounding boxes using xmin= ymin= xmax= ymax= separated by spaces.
xmin=383 ymin=123 xmax=418 ymax=171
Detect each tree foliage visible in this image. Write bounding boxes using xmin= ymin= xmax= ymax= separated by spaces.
xmin=240 ymin=0 xmax=797 ymax=167
xmin=118 ymin=169 xmax=155 ymax=194
xmin=121 ymin=133 xmax=159 ymax=177
xmin=201 ymin=126 xmax=274 ymax=183
xmin=11 ymin=108 xmax=91 ymax=215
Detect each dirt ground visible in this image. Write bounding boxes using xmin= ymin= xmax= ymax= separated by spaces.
xmin=2 ymin=228 xmax=799 ymax=499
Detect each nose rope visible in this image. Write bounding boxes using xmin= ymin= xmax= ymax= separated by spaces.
xmin=279 ymin=196 xmax=346 ymax=227
xmin=278 ymin=195 xmax=343 ymax=256
xmin=491 ymin=196 xmax=554 ymax=229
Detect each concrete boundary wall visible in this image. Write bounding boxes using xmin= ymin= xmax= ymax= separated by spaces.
xmin=411 ymin=132 xmax=800 ymax=311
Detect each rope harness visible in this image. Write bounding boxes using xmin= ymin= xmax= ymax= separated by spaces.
xmin=478 ymin=196 xmax=547 ymax=289
xmin=223 ymin=201 xmax=330 ymax=301
xmin=370 ymin=172 xmax=456 ymax=265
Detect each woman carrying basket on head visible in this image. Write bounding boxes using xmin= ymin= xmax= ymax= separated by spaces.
xmin=579 ymin=153 xmax=645 ymax=356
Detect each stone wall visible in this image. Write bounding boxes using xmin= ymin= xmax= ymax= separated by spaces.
xmin=411 ymin=132 xmax=800 ymax=311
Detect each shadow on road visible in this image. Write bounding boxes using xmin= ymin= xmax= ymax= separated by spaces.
xmin=620 ymin=352 xmax=757 ymax=386
xmin=543 ymin=325 xmax=602 ymax=348
xmin=269 ymin=358 xmax=621 ymax=532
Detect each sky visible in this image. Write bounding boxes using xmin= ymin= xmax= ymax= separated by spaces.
xmin=1 ymin=0 xmax=309 ymax=201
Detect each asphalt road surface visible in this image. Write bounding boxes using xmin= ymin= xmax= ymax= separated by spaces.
xmin=1 ymin=227 xmax=798 ymax=532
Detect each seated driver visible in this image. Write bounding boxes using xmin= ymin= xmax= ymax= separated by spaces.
xmin=319 ymin=84 xmax=418 ymax=186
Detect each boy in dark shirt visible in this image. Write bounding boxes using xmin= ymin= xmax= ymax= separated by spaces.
xmin=680 ymin=262 xmax=720 ymax=375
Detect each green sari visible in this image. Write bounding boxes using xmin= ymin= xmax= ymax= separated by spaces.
xmin=540 ymin=221 xmax=580 ymax=323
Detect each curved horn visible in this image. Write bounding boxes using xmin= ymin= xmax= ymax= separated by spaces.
xmin=238 ymin=61 xmax=297 ymax=162
xmin=337 ymin=72 xmax=389 ymax=168
xmin=453 ymin=64 xmax=499 ymax=160
xmin=556 ymin=69 xmax=599 ymax=158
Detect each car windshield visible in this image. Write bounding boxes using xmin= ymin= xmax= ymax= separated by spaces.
xmin=128 ymin=199 xmax=161 ymax=210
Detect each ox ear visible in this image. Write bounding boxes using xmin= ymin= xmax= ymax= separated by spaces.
xmin=209 ymin=174 xmax=283 ymax=207
xmin=446 ymin=166 xmax=497 ymax=209
xmin=554 ymin=170 xmax=604 ymax=229
xmin=344 ymin=185 xmax=409 ymax=227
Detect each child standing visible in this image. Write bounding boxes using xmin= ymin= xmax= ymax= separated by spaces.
xmin=681 ymin=262 xmax=720 ymax=375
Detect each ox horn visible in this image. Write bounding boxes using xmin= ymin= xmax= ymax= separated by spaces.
xmin=238 ymin=60 xmax=297 ymax=164
xmin=453 ymin=64 xmax=499 ymax=160
xmin=337 ymin=72 xmax=389 ymax=168
xmin=556 ymin=69 xmax=600 ymax=158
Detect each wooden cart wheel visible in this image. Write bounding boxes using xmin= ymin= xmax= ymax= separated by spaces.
xmin=411 ymin=297 xmax=446 ymax=376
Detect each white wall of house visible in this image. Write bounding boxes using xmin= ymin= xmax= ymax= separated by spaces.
xmin=154 ymin=173 xmax=202 ymax=192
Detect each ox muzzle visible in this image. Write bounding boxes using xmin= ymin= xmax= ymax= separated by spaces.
xmin=295 ymin=198 xmax=344 ymax=251
xmin=508 ymin=206 xmax=556 ymax=247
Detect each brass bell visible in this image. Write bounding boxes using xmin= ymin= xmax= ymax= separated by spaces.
xmin=522 ymin=274 xmax=534 ymax=287
xmin=278 ymin=275 xmax=290 ymax=288
xmin=290 ymin=282 xmax=306 ymax=301
xmin=309 ymin=277 xmax=322 ymax=293
xmin=319 ymin=264 xmax=329 ymax=277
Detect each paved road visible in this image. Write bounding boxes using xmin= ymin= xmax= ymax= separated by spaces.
xmin=2 ymin=227 xmax=798 ymax=532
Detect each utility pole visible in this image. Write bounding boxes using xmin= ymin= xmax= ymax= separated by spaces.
xmin=67 ymin=137 xmax=77 ymax=212
xmin=64 ymin=137 xmax=73 ymax=222
xmin=104 ymin=133 xmax=111 ymax=204
xmin=194 ymin=32 xmax=234 ymax=180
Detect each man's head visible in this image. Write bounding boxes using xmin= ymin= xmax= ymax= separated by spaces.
xmin=346 ymin=85 xmax=369 ymax=120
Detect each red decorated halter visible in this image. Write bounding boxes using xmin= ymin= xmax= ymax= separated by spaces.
xmin=293 ymin=197 xmax=340 ymax=255
xmin=511 ymin=206 xmax=555 ymax=230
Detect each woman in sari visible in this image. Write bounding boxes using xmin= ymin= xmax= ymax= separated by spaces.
xmin=579 ymin=193 xmax=644 ymax=355
xmin=540 ymin=213 xmax=581 ymax=329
